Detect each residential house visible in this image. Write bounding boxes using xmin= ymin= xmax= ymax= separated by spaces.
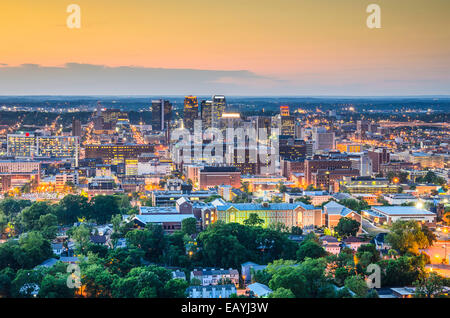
xmin=186 ymin=285 xmax=237 ymax=298
xmin=190 ymin=268 xmax=239 ymax=286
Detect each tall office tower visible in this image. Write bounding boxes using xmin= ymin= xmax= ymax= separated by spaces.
xmin=280 ymin=105 xmax=290 ymax=116
xmin=151 ymin=99 xmax=172 ymax=131
xmin=350 ymin=154 xmax=373 ymax=177
xmin=368 ymin=148 xmax=390 ymax=173
xmin=279 ymin=106 xmax=295 ymax=137
xmin=356 ymin=120 xmax=369 ymax=139
xmin=201 ymin=100 xmax=213 ymax=129
xmin=183 ymin=95 xmax=199 ymax=130
xmin=211 ymin=95 xmax=226 ymax=128
xmin=96 ymin=101 xmax=102 ymax=117
xmin=294 ymin=122 xmax=303 ymax=140
xmin=250 ymin=116 xmax=272 ymax=136
xmin=312 ymin=127 xmax=335 ymax=152
xmin=72 ymin=119 xmax=82 ymax=137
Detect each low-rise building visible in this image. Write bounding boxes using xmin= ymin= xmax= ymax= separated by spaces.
xmin=383 ymin=193 xmax=418 ymax=205
xmin=186 ymin=285 xmax=237 ymax=298
xmin=323 ymin=201 xmax=362 ymax=232
xmin=246 ymin=283 xmax=273 ymax=298
xmin=343 ymin=237 xmax=369 ymax=251
xmin=190 ymin=268 xmax=239 ymax=286
xmin=319 ymin=235 xmax=341 ymax=255
xmin=241 ymin=262 xmax=267 ymax=284
xmin=369 ymin=206 xmax=437 ymax=227
xmin=215 ymin=202 xmax=322 ymax=229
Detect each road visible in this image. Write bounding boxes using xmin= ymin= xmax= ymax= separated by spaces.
xmin=361 ymin=218 xmax=389 ymax=235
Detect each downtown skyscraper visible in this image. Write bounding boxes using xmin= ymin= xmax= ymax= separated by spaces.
xmin=183 ymin=96 xmax=199 ymax=130
xmin=211 ymin=95 xmax=227 ymax=129
xmin=151 ymin=99 xmax=172 ymax=131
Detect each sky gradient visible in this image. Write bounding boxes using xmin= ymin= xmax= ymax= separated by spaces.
xmin=1 ymin=0 xmax=449 ymax=95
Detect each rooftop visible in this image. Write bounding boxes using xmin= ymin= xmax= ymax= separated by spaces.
xmin=217 ymin=202 xmax=315 ymax=211
xmin=373 ymin=206 xmax=436 ymax=216
xmin=134 ymin=214 xmax=196 ymax=224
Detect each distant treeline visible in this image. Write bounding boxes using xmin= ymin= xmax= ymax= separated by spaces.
xmin=0 ymin=111 xmax=153 ymax=127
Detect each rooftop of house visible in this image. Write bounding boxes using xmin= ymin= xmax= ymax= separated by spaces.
xmin=320 ymin=235 xmax=339 ymax=243
xmin=343 ymin=237 xmax=367 ymax=244
xmin=247 ymin=283 xmax=273 ymax=296
xmin=373 ymin=206 xmax=436 ymax=216
xmin=191 ymin=268 xmax=239 ymax=276
xmin=90 ymin=235 xmax=107 ymax=244
xmin=186 ymin=285 xmax=236 ymax=292
xmin=134 ymin=214 xmax=196 ymax=224
xmin=324 ymin=201 xmax=355 ymax=217
xmin=216 ymin=202 xmax=315 ymax=211
xmin=139 ymin=206 xmax=178 ymax=214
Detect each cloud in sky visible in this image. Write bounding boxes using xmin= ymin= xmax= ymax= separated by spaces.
xmin=0 ymin=63 xmax=449 ymax=96
xmin=0 ymin=63 xmax=285 ymax=95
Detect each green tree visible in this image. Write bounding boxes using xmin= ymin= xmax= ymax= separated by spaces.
xmin=56 ymin=195 xmax=91 ymax=225
xmin=356 ymin=244 xmax=381 ymax=270
xmin=0 ymin=267 xmax=15 ymax=297
xmin=268 ymin=258 xmax=334 ymax=298
xmin=162 ymin=278 xmax=189 ymax=298
xmin=335 ymin=217 xmax=360 ymax=238
xmin=0 ymin=198 xmax=31 ymax=219
xmin=125 ymin=224 xmax=167 ymax=262
xmin=270 ymin=287 xmax=294 ymax=298
xmin=344 ymin=275 xmax=368 ymax=298
xmin=378 ymin=255 xmax=424 ymax=287
xmin=90 ymin=195 xmax=120 ymax=224
xmin=38 ymin=213 xmax=58 ymax=240
xmin=82 ymin=263 xmax=117 ymax=298
xmin=181 ymin=217 xmax=197 ymax=235
xmin=39 ymin=273 xmax=75 ymax=298
xmin=296 ymin=240 xmax=326 ymax=262
xmin=18 ymin=231 xmax=53 ymax=268
xmin=414 ymin=272 xmax=447 ymax=298
xmin=10 ymin=269 xmax=44 ymax=298
xmin=243 ymin=213 xmax=265 ymax=227
xmin=71 ymin=225 xmax=91 ymax=254
xmin=291 ymin=226 xmax=303 ymax=236
xmin=386 ymin=220 xmax=430 ymax=255
xmin=19 ymin=202 xmax=55 ymax=232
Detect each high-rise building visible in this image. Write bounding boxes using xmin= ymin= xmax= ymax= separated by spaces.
xmin=312 ymin=127 xmax=335 ymax=152
xmin=356 ymin=120 xmax=370 ymax=139
xmin=183 ymin=96 xmax=199 ymax=130
xmin=151 ymin=99 xmax=172 ymax=131
xmin=72 ymin=119 xmax=82 ymax=137
xmin=280 ymin=105 xmax=290 ymax=116
xmin=211 ymin=95 xmax=226 ymax=128
xmin=279 ymin=106 xmax=295 ymax=137
xmin=249 ymin=116 xmax=272 ymax=136
xmin=368 ymin=148 xmax=390 ymax=173
xmin=201 ymin=100 xmax=213 ymax=129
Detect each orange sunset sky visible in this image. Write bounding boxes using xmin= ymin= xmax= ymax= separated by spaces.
xmin=0 ymin=0 xmax=449 ymax=95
